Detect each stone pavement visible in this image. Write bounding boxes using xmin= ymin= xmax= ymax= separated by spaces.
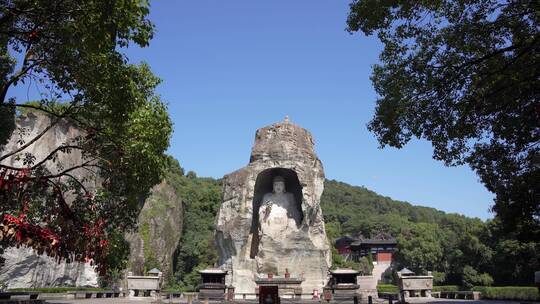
xmin=41 ymin=298 xmax=536 ymax=304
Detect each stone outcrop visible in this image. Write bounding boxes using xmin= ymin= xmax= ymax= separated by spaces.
xmin=215 ymin=119 xmax=331 ymax=294
xmin=0 ymin=247 xmax=98 ymax=288
xmin=127 ymin=179 xmax=183 ymax=282
xmin=0 ymin=111 xmax=99 ymax=287
xmin=0 ymin=111 xmax=98 ymax=188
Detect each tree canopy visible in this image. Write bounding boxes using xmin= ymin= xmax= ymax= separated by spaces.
xmin=347 ymin=0 xmax=539 ymax=241
xmin=0 ymin=0 xmax=172 ymax=274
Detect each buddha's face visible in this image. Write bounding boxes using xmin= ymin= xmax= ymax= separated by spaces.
xmin=273 ymin=181 xmax=285 ymax=194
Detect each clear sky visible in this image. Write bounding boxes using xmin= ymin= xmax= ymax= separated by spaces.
xmin=10 ymin=1 xmax=495 ymax=220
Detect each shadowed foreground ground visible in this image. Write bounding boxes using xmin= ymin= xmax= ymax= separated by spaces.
xmin=42 ymin=298 xmax=536 ymax=304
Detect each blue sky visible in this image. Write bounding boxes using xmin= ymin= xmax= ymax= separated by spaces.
xmin=10 ymin=1 xmax=495 ymax=219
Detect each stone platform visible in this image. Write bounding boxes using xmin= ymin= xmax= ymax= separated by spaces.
xmin=41 ymin=298 xmax=527 ymax=304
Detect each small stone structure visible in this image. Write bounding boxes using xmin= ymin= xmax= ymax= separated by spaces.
xmin=325 ymin=269 xmax=360 ymax=300
xmin=126 ymin=269 xmax=162 ymax=297
xmin=215 ymin=118 xmax=331 ymax=296
xmin=197 ymin=269 xmax=228 ymax=300
xmin=397 ymin=268 xmax=433 ymax=299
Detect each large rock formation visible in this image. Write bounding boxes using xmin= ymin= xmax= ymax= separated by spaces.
xmin=0 ymin=111 xmax=99 ymax=288
xmin=0 ymin=247 xmax=98 ymax=288
xmin=215 ymin=119 xmax=331 ymax=295
xmin=127 ymin=179 xmax=183 ymax=282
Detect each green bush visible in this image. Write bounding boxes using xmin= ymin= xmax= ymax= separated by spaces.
xmin=432 ymin=271 xmax=446 ymax=285
xmin=472 ymin=286 xmax=540 ymax=301
xmin=378 ymin=284 xmax=461 ymax=293
xmin=433 ymin=285 xmax=460 ymax=292
xmin=9 ymin=287 xmax=107 ymax=293
xmin=462 ymin=265 xmax=493 ymax=290
xmin=377 ymin=284 xmax=398 ymax=293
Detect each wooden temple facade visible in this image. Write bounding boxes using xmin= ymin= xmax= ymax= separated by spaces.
xmin=335 ymin=236 xmax=397 ymax=263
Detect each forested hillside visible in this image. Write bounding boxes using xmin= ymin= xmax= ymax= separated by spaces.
xmin=322 ymin=179 xmax=452 ymax=238
xmin=158 ymin=167 xmax=538 ymax=290
xmin=321 ymin=180 xmax=538 ymax=287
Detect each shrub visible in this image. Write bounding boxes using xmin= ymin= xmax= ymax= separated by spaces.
xmin=476 ymin=273 xmax=494 ymax=287
xmin=9 ymin=287 xmax=106 ymax=293
xmin=472 ymin=286 xmax=540 ymax=301
xmin=433 ymin=285 xmax=460 ymax=292
xmin=377 ymin=284 xmax=398 ymax=293
xmin=462 ymin=265 xmax=493 ymax=290
xmin=357 ymin=256 xmax=374 ymax=275
xmin=432 ymin=271 xmax=446 ymax=285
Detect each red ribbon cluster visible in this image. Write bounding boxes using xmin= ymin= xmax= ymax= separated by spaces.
xmin=0 ymin=213 xmax=60 ymax=254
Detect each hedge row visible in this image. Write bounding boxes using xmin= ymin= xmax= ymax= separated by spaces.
xmin=472 ymin=286 xmax=539 ymax=301
xmin=432 ymin=285 xmax=460 ymax=292
xmin=377 ymin=284 xmax=398 ymax=293
xmin=9 ymin=287 xmax=107 ymax=293
xmin=377 ymin=284 xmax=540 ymax=301
xmin=377 ymin=285 xmax=460 ymax=293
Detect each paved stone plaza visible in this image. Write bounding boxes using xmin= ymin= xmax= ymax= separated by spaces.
xmin=40 ymin=299 xmax=535 ymax=304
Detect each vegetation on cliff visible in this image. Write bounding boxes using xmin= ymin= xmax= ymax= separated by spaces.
xmin=148 ymin=160 xmax=221 ymax=290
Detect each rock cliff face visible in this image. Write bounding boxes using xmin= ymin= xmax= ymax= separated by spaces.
xmin=0 ymin=112 xmax=183 ymax=287
xmin=215 ymin=120 xmax=331 ymax=295
xmin=0 ymin=247 xmax=98 ymax=288
xmin=127 ymin=179 xmax=183 ymax=282
xmin=0 ymin=111 xmax=99 ymax=288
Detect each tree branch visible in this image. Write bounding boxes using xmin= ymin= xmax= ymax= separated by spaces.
xmin=0 ymin=117 xmax=60 ymax=162
xmin=38 ymin=159 xmax=101 ymax=180
xmin=459 ymin=44 xmax=521 ymax=70
xmin=63 ymin=172 xmax=88 ymax=194
xmin=0 ymin=61 xmax=39 ymax=104
xmin=30 ymin=145 xmax=84 ymax=170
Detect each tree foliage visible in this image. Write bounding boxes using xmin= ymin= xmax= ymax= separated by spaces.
xmin=165 ymin=167 xmax=221 ymax=291
xmin=462 ymin=265 xmax=493 ymax=290
xmin=347 ymin=0 xmax=539 ymax=241
xmin=0 ymin=0 xmax=171 ymax=274
xmin=395 ymin=223 xmax=443 ymax=274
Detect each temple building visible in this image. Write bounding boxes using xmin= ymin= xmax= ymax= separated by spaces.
xmin=335 ymin=236 xmax=397 ymax=264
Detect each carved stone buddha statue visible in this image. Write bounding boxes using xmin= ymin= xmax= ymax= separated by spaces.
xmin=258 ymin=175 xmax=301 ymax=239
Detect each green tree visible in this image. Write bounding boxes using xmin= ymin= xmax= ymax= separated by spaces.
xmin=489 ymin=236 xmax=540 ymax=285
xmin=395 ymin=223 xmax=443 ymax=274
xmin=0 ymin=0 xmax=172 ymax=274
xmin=347 ymin=0 xmax=539 ymax=241
xmin=167 ymin=173 xmax=221 ymax=290
xmin=462 ymin=265 xmax=493 ymax=290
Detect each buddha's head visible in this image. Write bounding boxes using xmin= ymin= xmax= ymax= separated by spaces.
xmin=272 ymin=175 xmax=285 ymax=194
